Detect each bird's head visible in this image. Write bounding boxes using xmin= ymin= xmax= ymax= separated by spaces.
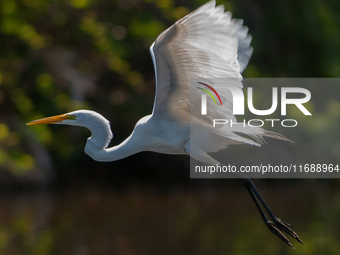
xmin=27 ymin=110 xmax=114 ymax=158
xmin=26 ymin=110 xmax=111 ymax=129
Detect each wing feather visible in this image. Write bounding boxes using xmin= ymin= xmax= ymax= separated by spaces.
xmin=147 ymin=0 xmax=290 ymax=160
xmin=150 ymin=0 xmax=252 ymax=121
xmin=148 ymin=0 xmax=283 ymax=147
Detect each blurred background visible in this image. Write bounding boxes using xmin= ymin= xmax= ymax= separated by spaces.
xmin=1 ymin=0 xmax=340 ymax=254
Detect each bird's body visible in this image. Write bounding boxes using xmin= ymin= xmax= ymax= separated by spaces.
xmin=27 ymin=0 xmax=302 ymax=248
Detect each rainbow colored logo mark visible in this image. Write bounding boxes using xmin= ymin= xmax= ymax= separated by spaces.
xmin=196 ymin=82 xmax=223 ymax=106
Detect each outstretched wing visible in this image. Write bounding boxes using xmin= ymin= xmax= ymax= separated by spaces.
xmin=149 ymin=0 xmax=252 ymax=124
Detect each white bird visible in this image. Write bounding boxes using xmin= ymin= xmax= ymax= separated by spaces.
xmin=27 ymin=0 xmax=302 ymax=247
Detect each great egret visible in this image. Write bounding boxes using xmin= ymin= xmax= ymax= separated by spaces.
xmin=27 ymin=0 xmax=302 ymax=248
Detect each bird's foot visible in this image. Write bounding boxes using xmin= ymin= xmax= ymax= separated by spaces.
xmin=266 ymin=218 xmax=303 ymax=248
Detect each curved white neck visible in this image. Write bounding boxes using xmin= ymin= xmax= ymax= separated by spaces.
xmin=83 ymin=119 xmax=141 ymax=162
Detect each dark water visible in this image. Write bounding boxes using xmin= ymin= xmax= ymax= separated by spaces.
xmin=0 ymin=181 xmax=339 ymax=255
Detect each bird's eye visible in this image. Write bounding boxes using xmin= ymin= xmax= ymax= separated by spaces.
xmin=67 ymin=114 xmax=77 ymax=120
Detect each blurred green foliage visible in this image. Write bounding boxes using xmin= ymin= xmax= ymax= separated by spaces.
xmin=0 ymin=0 xmax=339 ymax=186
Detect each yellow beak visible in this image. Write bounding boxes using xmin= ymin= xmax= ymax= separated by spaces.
xmin=26 ymin=114 xmax=72 ymax=125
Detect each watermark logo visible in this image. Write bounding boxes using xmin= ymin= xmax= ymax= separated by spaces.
xmin=190 ymin=78 xmax=340 ymax=179
xmin=196 ymin=82 xmax=223 ymax=115
xmin=197 ymin=81 xmax=312 ymax=128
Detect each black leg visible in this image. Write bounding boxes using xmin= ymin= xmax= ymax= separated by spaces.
xmin=232 ymin=173 xmax=303 ymax=248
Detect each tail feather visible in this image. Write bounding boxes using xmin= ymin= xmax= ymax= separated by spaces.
xmin=213 ymin=126 xmax=293 ymax=148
